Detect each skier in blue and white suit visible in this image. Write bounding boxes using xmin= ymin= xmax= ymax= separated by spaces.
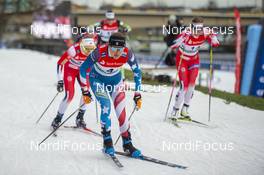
xmin=79 ymin=32 xmax=142 ymax=158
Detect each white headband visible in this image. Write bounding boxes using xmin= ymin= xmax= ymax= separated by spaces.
xmin=106 ymin=12 xmax=115 ymax=19
xmin=192 ymin=23 xmax=204 ymax=28
xmin=82 ymin=38 xmax=95 ymax=45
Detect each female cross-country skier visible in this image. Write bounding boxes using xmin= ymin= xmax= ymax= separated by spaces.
xmin=92 ymin=10 xmax=131 ymax=44
xmin=170 ymin=17 xmax=220 ymax=120
xmin=79 ymin=32 xmax=142 ymax=158
xmin=51 ymin=33 xmax=97 ymax=130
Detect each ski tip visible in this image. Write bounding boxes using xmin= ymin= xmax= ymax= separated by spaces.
xmin=63 ymin=125 xmax=78 ymax=129
xmin=167 ymin=118 xmax=181 ymax=128
xmin=103 ymin=152 xmax=124 ymax=168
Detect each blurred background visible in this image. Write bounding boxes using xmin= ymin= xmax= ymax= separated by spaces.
xmin=0 ymin=0 xmax=264 ymax=98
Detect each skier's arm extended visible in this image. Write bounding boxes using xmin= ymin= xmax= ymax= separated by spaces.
xmin=118 ymin=20 xmax=132 ymax=33
xmin=79 ymin=48 xmax=100 ymax=91
xmin=57 ymin=46 xmax=76 ymax=81
xmin=127 ymin=49 xmax=142 ymax=109
xmin=207 ymin=33 xmax=220 ymax=47
xmin=57 ymin=52 xmax=67 ymax=82
xmin=127 ymin=49 xmax=142 ymax=91
xmin=170 ymin=32 xmax=189 ymax=49
xmin=56 ymin=46 xmax=76 ymax=92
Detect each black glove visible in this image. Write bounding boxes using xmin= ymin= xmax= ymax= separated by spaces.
xmin=123 ymin=28 xmax=128 ymax=33
xmin=119 ymin=27 xmax=128 ymax=33
xmin=57 ymin=80 xmax=64 ymax=92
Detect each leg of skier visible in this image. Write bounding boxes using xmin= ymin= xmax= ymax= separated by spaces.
xmin=74 ymin=96 xmax=87 ymax=128
xmin=51 ymin=66 xmax=77 ymax=129
xmin=90 ymin=76 xmax=114 ymax=156
xmin=75 ymin=75 xmax=89 ymax=128
xmin=171 ymin=56 xmax=189 ymax=118
xmin=181 ymin=60 xmax=200 ymax=119
xmin=111 ymin=80 xmax=141 ymax=158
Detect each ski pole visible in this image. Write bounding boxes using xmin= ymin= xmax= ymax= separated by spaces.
xmin=38 ymin=104 xmax=85 ymax=146
xmin=155 ymin=47 xmax=171 ymax=69
xmin=164 ymin=55 xmax=183 ymax=121
xmin=36 ymin=92 xmax=59 ymax=124
xmin=83 ymin=127 xmax=102 ymax=137
xmin=64 ymin=125 xmax=102 ymax=137
xmin=114 ymin=105 xmax=137 ymax=145
xmin=208 ymin=46 xmax=213 ymax=122
xmin=95 ymin=100 xmax=99 ymax=123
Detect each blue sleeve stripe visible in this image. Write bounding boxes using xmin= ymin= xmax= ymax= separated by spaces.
xmin=127 ymin=50 xmax=142 ymax=91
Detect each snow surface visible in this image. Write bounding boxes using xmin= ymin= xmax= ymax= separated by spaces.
xmin=0 ymin=49 xmax=264 ymax=175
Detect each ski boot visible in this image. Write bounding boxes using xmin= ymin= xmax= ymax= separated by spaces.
xmin=51 ymin=112 xmax=63 ymax=130
xmin=170 ymin=106 xmax=179 ymax=120
xmin=167 ymin=106 xmax=179 ymax=122
xmin=75 ymin=110 xmax=86 ymax=128
xmin=102 ymin=128 xmax=115 ymax=156
xmin=122 ymin=131 xmax=142 ymax=158
xmin=179 ymin=104 xmax=192 ymax=121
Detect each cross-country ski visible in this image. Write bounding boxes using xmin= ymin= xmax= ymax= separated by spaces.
xmin=115 ymin=151 xmax=187 ymax=169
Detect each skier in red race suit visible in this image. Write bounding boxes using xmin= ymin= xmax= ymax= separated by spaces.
xmin=51 ymin=34 xmax=97 ymax=130
xmin=170 ymin=17 xmax=220 ymax=120
xmin=93 ymin=10 xmax=131 ymax=44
